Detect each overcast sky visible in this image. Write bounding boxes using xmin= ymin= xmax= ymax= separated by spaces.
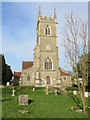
xmin=2 ymin=2 xmax=88 ymax=72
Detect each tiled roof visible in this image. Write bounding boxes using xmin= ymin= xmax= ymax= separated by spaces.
xmin=61 ymin=71 xmax=71 ymax=76
xmin=59 ymin=67 xmax=72 ymax=76
xmin=14 ymin=72 xmax=22 ymax=78
xmin=22 ymin=61 xmax=33 ymax=70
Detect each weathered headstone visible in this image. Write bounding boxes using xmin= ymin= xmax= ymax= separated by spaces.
xmin=12 ymin=88 xmax=15 ymax=96
xmin=45 ymin=86 xmax=49 ymax=95
xmin=19 ymin=94 xmax=28 ymax=105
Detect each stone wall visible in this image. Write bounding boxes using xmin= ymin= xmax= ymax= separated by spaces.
xmin=61 ymin=76 xmax=72 ymax=87
xmin=21 ymin=65 xmax=34 ymax=86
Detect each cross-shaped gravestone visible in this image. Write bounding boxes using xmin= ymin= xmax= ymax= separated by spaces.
xmin=12 ymin=88 xmax=15 ymax=96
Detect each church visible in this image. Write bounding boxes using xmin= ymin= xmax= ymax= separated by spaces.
xmin=17 ymin=7 xmax=72 ymax=87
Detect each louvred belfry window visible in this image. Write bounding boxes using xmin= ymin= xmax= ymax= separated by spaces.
xmin=46 ymin=26 xmax=50 ymax=35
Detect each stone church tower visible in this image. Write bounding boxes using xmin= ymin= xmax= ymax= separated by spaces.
xmin=20 ymin=7 xmax=72 ymax=87
xmin=33 ymin=7 xmax=60 ymax=86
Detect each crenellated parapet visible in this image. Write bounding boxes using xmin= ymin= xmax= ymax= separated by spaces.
xmin=37 ymin=7 xmax=57 ymax=23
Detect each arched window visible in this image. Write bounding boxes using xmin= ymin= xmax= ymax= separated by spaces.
xmin=27 ymin=75 xmax=30 ymax=82
xmin=46 ymin=26 xmax=50 ymax=36
xmin=45 ymin=57 xmax=52 ymax=70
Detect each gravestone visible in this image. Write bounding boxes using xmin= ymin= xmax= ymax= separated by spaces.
xmin=19 ymin=94 xmax=28 ymax=105
xmin=32 ymin=88 xmax=35 ymax=91
xmin=55 ymin=90 xmax=58 ymax=95
xmin=84 ymin=92 xmax=88 ymax=97
xmin=45 ymin=86 xmax=49 ymax=95
xmin=73 ymin=90 xmax=77 ymax=95
xmin=76 ymin=109 xmax=82 ymax=113
xmin=6 ymin=82 xmax=10 ymax=86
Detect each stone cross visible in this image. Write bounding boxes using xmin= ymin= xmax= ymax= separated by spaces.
xmin=12 ymin=88 xmax=15 ymax=96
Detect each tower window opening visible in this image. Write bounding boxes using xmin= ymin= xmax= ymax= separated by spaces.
xmin=46 ymin=26 xmax=50 ymax=36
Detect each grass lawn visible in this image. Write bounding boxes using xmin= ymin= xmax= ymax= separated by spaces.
xmin=1 ymin=86 xmax=88 ymax=118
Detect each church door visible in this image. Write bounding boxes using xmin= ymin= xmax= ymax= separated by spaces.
xmin=46 ymin=76 xmax=50 ymax=85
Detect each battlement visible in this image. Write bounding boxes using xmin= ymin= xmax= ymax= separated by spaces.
xmin=37 ymin=7 xmax=57 ymax=23
xmin=38 ymin=16 xmax=55 ymax=22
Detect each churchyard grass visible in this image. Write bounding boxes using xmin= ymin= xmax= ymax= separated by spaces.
xmin=2 ymin=86 xmax=88 ymax=118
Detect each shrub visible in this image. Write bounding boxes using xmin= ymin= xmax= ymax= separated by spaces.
xmin=65 ymin=86 xmax=78 ymax=91
xmin=13 ymin=79 xmax=19 ymax=86
xmin=57 ymin=90 xmax=64 ymax=95
xmin=72 ymin=84 xmax=78 ymax=88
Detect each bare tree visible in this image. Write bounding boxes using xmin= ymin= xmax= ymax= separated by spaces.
xmin=62 ymin=12 xmax=88 ymax=114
